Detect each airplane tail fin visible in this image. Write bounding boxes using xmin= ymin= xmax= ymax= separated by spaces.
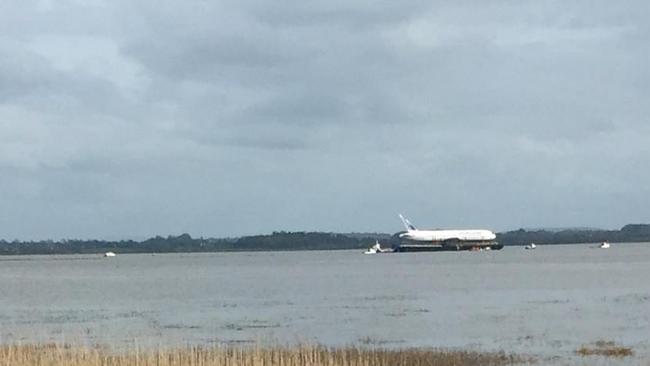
xmin=399 ymin=214 xmax=417 ymax=231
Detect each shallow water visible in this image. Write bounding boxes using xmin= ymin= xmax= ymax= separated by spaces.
xmin=1 ymin=244 xmax=649 ymax=363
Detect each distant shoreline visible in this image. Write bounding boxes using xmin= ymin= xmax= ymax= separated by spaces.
xmin=1 ymin=224 xmax=649 ymax=255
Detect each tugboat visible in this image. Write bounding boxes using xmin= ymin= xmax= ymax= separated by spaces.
xmin=364 ymin=241 xmax=387 ymax=254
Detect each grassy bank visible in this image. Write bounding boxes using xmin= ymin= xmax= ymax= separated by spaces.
xmin=0 ymin=344 xmax=528 ymax=366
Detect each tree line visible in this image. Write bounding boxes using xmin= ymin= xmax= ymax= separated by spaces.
xmin=496 ymin=224 xmax=650 ymax=245
xmin=0 ymin=232 xmax=388 ymax=255
xmin=0 ymin=224 xmax=649 ymax=255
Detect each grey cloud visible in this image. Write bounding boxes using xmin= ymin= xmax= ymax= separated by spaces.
xmin=1 ymin=1 xmax=649 ymax=239
xmin=242 ymin=0 xmax=430 ymax=28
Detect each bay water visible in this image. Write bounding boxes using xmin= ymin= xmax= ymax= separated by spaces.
xmin=1 ymin=243 xmax=649 ymax=363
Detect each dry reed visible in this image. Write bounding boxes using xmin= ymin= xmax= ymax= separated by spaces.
xmin=575 ymin=340 xmax=633 ymax=358
xmin=0 ymin=344 xmax=528 ymax=366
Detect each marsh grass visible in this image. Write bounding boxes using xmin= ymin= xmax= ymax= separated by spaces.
xmin=0 ymin=344 xmax=528 ymax=366
xmin=575 ymin=340 xmax=633 ymax=358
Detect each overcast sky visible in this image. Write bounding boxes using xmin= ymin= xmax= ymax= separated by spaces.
xmin=1 ymin=1 xmax=649 ymax=239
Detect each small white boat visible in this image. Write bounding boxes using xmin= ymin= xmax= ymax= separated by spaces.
xmin=524 ymin=243 xmax=536 ymax=250
xmin=599 ymin=241 xmax=610 ymax=249
xmin=104 ymin=251 xmax=116 ymax=257
xmin=364 ymin=241 xmax=385 ymax=254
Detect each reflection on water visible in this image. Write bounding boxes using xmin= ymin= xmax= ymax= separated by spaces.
xmin=1 ymin=244 xmax=650 ymax=361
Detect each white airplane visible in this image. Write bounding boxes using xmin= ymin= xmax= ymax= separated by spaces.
xmin=398 ymin=214 xmax=496 ymax=245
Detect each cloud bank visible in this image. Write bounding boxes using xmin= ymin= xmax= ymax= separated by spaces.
xmin=1 ymin=1 xmax=649 ymax=239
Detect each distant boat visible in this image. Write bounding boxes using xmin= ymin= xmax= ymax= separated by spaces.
xmin=525 ymin=243 xmax=536 ymax=250
xmin=599 ymin=241 xmax=610 ymax=249
xmin=104 ymin=251 xmax=116 ymax=257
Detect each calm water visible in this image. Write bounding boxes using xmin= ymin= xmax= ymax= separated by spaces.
xmin=1 ymin=244 xmax=650 ymax=362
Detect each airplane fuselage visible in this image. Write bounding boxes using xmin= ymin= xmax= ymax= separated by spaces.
xmin=397 ymin=214 xmax=497 ymax=249
xmin=399 ymin=229 xmax=496 ymax=243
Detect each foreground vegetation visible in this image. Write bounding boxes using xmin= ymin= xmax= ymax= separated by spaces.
xmin=0 ymin=344 xmax=528 ymax=366
xmin=575 ymin=340 xmax=634 ymax=358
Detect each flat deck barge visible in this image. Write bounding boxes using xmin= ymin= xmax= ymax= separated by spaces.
xmin=394 ymin=242 xmax=503 ymax=252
